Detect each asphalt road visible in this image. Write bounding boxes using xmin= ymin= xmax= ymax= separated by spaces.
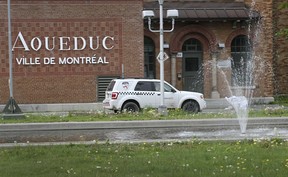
xmin=1 ymin=117 xmax=288 ymax=147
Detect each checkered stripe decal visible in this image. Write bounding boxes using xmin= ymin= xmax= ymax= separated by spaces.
xmin=119 ymin=92 xmax=155 ymax=96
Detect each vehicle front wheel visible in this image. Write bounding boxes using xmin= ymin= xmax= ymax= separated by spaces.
xmin=182 ymin=100 xmax=199 ymax=113
xmin=122 ymin=102 xmax=140 ymax=113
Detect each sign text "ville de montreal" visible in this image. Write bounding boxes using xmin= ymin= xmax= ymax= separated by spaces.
xmin=16 ymin=56 xmax=109 ymax=65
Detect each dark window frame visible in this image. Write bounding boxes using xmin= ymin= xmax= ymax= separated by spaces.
xmin=144 ymin=36 xmax=156 ymax=79
xmin=231 ymin=35 xmax=252 ymax=87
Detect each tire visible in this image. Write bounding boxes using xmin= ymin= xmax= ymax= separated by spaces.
xmin=122 ymin=102 xmax=140 ymax=113
xmin=182 ymin=100 xmax=199 ymax=113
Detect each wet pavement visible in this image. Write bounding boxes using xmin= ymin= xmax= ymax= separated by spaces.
xmin=0 ymin=117 xmax=288 ymax=147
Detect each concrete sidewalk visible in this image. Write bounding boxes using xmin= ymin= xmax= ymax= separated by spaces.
xmin=0 ymin=97 xmax=275 ymax=113
xmin=1 ymin=117 xmax=288 ymax=130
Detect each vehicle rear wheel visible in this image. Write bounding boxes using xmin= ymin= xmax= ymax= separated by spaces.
xmin=182 ymin=100 xmax=199 ymax=113
xmin=122 ymin=102 xmax=140 ymax=113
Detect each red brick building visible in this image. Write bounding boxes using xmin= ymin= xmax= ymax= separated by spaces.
xmin=0 ymin=0 xmax=286 ymax=105
xmin=0 ymin=0 xmax=144 ymax=104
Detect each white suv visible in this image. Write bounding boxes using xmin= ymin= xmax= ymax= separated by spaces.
xmin=103 ymin=78 xmax=206 ymax=113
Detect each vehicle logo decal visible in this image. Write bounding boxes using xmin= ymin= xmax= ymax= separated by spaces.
xmin=122 ymin=82 xmax=129 ymax=89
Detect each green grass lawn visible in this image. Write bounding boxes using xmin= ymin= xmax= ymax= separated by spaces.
xmin=1 ymin=106 xmax=288 ymax=124
xmin=0 ymin=140 xmax=287 ymax=177
xmin=273 ymin=95 xmax=288 ymax=107
xmin=1 ymin=96 xmax=288 ymax=123
xmin=1 ymin=98 xmax=287 ymax=176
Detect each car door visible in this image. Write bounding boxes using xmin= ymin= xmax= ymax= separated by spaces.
xmin=134 ymin=81 xmax=157 ymax=108
xmin=154 ymin=82 xmax=178 ymax=108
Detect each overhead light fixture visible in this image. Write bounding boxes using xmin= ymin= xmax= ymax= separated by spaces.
xmin=142 ymin=10 xmax=155 ymax=19
xmin=166 ymin=9 xmax=179 ymax=18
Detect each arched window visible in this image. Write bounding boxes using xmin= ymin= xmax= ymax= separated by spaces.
xmin=144 ymin=36 xmax=155 ymax=79
xmin=182 ymin=38 xmax=202 ymax=52
xmin=231 ymin=35 xmax=252 ymax=86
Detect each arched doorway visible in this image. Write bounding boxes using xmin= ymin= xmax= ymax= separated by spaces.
xmin=182 ymin=38 xmax=203 ymax=93
xmin=144 ymin=36 xmax=156 ymax=79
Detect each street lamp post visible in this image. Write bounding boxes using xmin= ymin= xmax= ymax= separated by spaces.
xmin=142 ymin=0 xmax=178 ymax=115
xmin=2 ymin=0 xmax=23 ymax=118
xmin=159 ymin=0 xmax=165 ymax=114
xmin=7 ymin=0 xmax=13 ymax=99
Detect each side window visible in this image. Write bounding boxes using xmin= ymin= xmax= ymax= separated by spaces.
xmin=106 ymin=81 xmax=116 ymax=91
xmin=164 ymin=83 xmax=175 ymax=92
xmin=134 ymin=81 xmax=155 ymax=91
xmin=154 ymin=82 xmax=175 ymax=92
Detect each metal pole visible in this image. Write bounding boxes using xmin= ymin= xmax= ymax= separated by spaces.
xmin=158 ymin=0 xmax=167 ymax=115
xmin=159 ymin=0 xmax=164 ymax=106
xmin=2 ymin=0 xmax=23 ymax=116
xmin=7 ymin=0 xmax=13 ymax=98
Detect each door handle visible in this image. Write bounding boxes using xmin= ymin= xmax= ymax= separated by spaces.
xmin=157 ymin=94 xmax=161 ymax=96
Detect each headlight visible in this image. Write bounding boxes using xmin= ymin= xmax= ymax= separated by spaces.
xmin=200 ymin=95 xmax=204 ymax=99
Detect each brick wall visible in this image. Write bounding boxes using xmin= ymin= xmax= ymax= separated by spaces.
xmin=0 ymin=0 xmax=143 ymax=103
xmin=0 ymin=0 xmax=283 ymax=104
xmin=273 ymin=0 xmax=288 ymax=95
xmin=148 ymin=0 xmax=275 ymax=98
